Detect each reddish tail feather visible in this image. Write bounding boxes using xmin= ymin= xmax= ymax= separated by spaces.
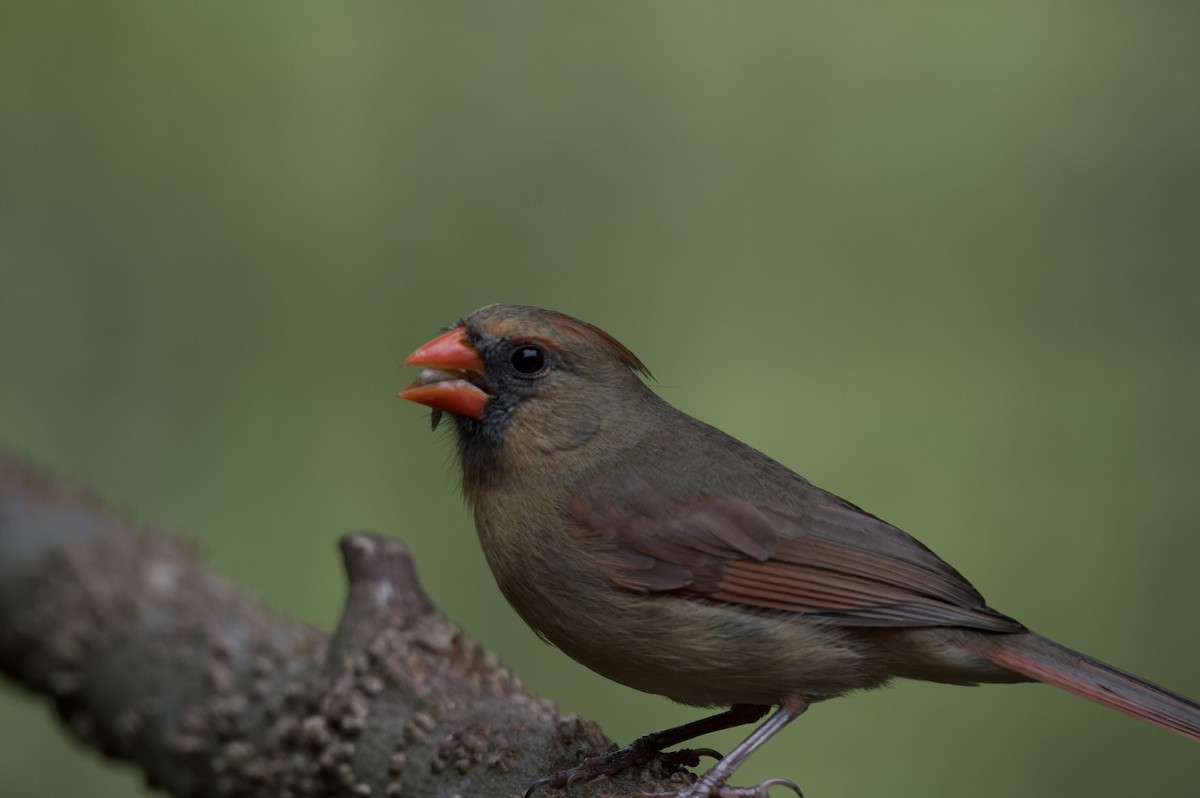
xmin=975 ymin=632 xmax=1200 ymax=740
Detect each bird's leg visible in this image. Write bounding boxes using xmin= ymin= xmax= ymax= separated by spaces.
xmin=642 ymin=696 xmax=809 ymax=798
xmin=524 ymin=704 xmax=770 ymax=797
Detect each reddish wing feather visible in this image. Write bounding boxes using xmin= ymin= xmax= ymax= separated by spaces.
xmin=567 ymin=476 xmax=1021 ymax=632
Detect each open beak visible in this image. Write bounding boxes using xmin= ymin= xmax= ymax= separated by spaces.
xmin=398 ymin=327 xmax=489 ymax=420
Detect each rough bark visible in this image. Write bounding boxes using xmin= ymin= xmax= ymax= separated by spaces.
xmin=0 ymin=449 xmax=691 ymax=797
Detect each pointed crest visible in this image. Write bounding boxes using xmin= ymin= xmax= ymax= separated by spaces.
xmin=545 ymin=310 xmax=653 ymax=379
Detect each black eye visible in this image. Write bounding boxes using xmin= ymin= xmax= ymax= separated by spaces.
xmin=510 ymin=345 xmax=546 ymax=375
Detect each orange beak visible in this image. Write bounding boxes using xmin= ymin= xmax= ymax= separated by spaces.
xmin=398 ymin=327 xmax=489 ymax=420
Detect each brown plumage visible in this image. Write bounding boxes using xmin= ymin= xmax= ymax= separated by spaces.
xmin=399 ymin=304 xmax=1200 ymax=797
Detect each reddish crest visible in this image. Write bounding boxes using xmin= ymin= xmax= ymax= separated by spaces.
xmin=545 ymin=310 xmax=653 ymax=379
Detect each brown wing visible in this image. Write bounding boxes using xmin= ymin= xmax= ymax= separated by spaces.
xmin=566 ymin=474 xmax=1022 ymax=632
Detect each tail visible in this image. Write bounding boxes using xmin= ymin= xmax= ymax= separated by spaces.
xmin=972 ymin=631 xmax=1200 ymax=740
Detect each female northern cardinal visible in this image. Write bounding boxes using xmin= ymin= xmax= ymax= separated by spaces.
xmin=399 ymin=304 xmax=1200 ymax=798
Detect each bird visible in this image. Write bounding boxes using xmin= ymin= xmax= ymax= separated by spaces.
xmin=397 ymin=303 xmax=1200 ymax=798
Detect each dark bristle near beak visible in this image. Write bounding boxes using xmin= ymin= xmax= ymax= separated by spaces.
xmin=430 ymin=408 xmax=444 ymax=431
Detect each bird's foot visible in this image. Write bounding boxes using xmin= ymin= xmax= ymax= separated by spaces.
xmin=524 ymin=739 xmax=722 ymax=796
xmin=642 ymin=776 xmax=803 ymax=798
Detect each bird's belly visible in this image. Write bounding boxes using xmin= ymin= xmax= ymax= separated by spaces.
xmin=503 ymin=576 xmax=890 ymax=707
xmin=474 ymin=499 xmax=892 ymax=706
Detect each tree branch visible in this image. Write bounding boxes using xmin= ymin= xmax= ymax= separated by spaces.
xmin=0 ymin=449 xmax=687 ymax=797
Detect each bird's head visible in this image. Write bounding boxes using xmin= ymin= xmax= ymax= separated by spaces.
xmin=399 ymin=304 xmax=654 ymax=485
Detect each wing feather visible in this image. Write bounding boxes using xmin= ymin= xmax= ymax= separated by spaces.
xmin=568 ymin=475 xmax=1020 ymax=633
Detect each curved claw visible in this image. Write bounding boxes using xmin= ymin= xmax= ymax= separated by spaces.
xmin=565 ymin=769 xmax=591 ymax=791
xmin=655 ymin=747 xmax=725 ymax=771
xmin=691 ymin=747 xmax=724 ymax=763
xmin=759 ymin=777 xmax=804 ymax=797
xmin=524 ymin=777 xmax=552 ymax=798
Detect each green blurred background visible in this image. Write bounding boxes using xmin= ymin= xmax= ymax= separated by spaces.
xmin=3 ymin=3 xmax=1199 ymax=796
